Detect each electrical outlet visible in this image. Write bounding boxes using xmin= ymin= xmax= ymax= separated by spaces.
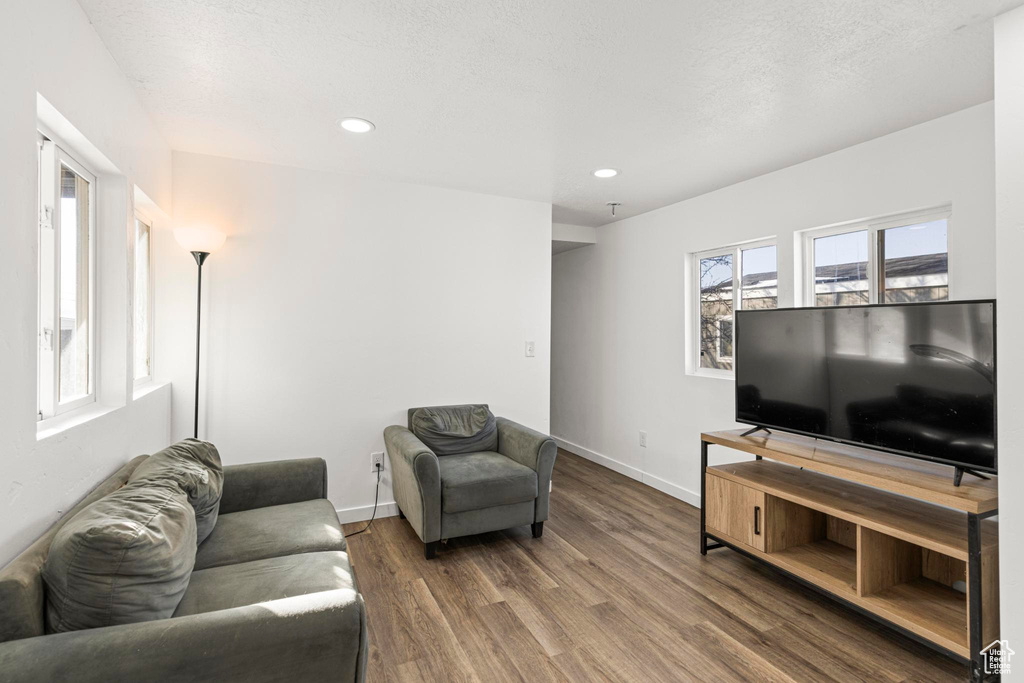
xmin=371 ymin=451 xmax=384 ymax=473
xmin=639 ymin=431 xmax=647 ymax=448
xmin=525 ymin=341 xmax=536 ymax=357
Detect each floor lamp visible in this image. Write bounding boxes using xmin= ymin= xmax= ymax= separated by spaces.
xmin=173 ymin=227 xmax=227 ymax=439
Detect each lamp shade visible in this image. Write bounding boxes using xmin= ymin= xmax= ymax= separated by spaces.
xmin=174 ymin=227 xmax=227 ymax=254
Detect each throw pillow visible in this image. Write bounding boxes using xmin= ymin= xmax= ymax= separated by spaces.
xmin=42 ymin=481 xmax=196 ymax=632
xmin=129 ymin=439 xmax=223 ymax=544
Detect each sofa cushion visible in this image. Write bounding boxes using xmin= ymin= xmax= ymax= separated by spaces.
xmin=129 ymin=439 xmax=224 ymax=544
xmin=194 ymin=498 xmax=345 ymax=570
xmin=174 ymin=551 xmax=355 ymax=617
xmin=410 ymin=404 xmax=498 ymax=456
xmin=438 ymin=451 xmax=537 ymax=513
xmin=42 ymin=481 xmax=197 ymax=633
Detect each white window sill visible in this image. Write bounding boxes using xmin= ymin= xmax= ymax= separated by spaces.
xmin=133 ymin=379 xmax=168 ymax=401
xmin=37 ymin=402 xmax=117 ymax=441
xmin=687 ymin=368 xmax=735 ymax=381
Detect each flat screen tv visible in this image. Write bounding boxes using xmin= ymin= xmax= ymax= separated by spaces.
xmin=734 ymin=300 xmax=996 ymax=474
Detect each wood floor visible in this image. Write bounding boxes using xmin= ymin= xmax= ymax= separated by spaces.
xmin=342 ymin=450 xmax=966 ymax=682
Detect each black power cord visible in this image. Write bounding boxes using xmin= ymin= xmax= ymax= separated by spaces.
xmin=345 ymin=462 xmax=382 ymax=538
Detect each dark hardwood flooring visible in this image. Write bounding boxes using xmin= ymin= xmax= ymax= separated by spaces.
xmin=342 ymin=449 xmax=965 ymax=682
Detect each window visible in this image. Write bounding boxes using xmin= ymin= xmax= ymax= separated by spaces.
xmin=741 ymin=244 xmax=779 ymax=310
xmin=37 ymin=134 xmax=96 ymax=419
xmin=804 ymin=208 xmax=949 ymax=307
xmin=695 ymin=240 xmax=777 ymax=373
xmin=879 ymin=219 xmax=948 ymax=303
xmin=812 ymin=230 xmax=869 ymax=306
xmin=698 ymin=251 xmax=733 ymax=371
xmin=134 ymin=215 xmax=152 ymax=382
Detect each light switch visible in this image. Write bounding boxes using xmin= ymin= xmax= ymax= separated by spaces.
xmin=525 ymin=341 xmax=535 ymax=357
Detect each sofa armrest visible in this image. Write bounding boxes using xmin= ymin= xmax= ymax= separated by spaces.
xmin=496 ymin=417 xmax=558 ymax=522
xmin=0 ymin=589 xmax=367 ymax=683
xmin=383 ymin=426 xmax=441 ymax=543
xmin=219 ymin=458 xmax=328 ymax=514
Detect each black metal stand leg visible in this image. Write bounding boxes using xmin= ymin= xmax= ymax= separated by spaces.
xmin=700 ymin=440 xmax=708 ymax=555
xmin=954 ymin=466 xmax=992 ymax=487
xmin=968 ymin=512 xmax=982 ymax=682
xmin=967 ymin=509 xmax=1000 ymax=682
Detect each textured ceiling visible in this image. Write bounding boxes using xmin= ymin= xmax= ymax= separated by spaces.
xmin=78 ymin=0 xmax=1021 ymax=226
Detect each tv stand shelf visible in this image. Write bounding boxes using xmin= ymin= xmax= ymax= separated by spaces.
xmin=700 ymin=430 xmax=999 ymax=682
xmin=702 ymin=430 xmax=998 ymax=513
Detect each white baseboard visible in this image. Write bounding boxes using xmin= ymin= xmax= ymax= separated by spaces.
xmin=336 ymin=501 xmax=399 ymax=524
xmin=552 ymin=436 xmax=645 ymax=481
xmin=552 ymin=435 xmax=701 ymax=508
xmin=641 ymin=471 xmax=701 ymax=507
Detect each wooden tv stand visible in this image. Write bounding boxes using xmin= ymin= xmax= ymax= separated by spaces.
xmin=700 ymin=429 xmax=999 ymax=682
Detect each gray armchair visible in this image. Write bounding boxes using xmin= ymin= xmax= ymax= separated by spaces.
xmin=384 ymin=405 xmax=557 ymax=559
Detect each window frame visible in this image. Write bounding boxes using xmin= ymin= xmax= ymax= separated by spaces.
xmin=37 ymin=131 xmax=98 ymax=420
xmin=133 ymin=211 xmax=154 ymax=387
xmin=692 ymin=237 xmax=777 ymax=379
xmin=801 ymin=205 xmax=952 ymax=308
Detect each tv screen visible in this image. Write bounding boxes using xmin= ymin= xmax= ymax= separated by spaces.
xmin=734 ymin=300 xmax=996 ymax=473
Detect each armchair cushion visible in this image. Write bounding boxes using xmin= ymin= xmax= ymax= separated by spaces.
xmin=410 ymin=404 xmax=497 ymax=456
xmin=438 ymin=451 xmax=537 ymax=513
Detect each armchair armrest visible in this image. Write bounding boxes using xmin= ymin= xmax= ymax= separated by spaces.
xmin=219 ymin=458 xmax=328 ymax=514
xmin=384 ymin=426 xmax=441 ymax=544
xmin=496 ymin=418 xmax=558 ymax=522
xmin=0 ymin=589 xmax=367 ymax=683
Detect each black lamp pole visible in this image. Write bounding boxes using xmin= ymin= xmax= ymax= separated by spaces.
xmin=191 ymin=250 xmax=210 ymax=439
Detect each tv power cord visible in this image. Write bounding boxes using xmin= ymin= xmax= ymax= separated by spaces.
xmin=345 ymin=462 xmax=382 ymax=539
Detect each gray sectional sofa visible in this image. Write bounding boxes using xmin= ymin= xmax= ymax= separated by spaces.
xmin=0 ymin=454 xmax=367 ymax=683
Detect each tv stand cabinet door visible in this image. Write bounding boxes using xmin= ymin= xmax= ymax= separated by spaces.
xmin=706 ymin=473 xmax=766 ymax=551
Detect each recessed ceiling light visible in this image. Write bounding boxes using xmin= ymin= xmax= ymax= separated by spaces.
xmin=339 ymin=118 xmax=375 ymax=133
xmin=593 ymin=168 xmax=619 ymax=178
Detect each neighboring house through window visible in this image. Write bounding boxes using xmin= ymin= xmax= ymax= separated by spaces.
xmin=804 ymin=206 xmax=950 ymax=307
xmin=694 ymin=240 xmax=777 ymax=374
xmin=717 ymin=317 xmax=733 ymax=361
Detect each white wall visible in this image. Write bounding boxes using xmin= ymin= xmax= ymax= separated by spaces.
xmin=995 ymin=7 xmax=1024 ymax=673
xmin=552 ymin=102 xmax=995 ymax=505
xmin=160 ymin=152 xmax=552 ymax=520
xmin=0 ymin=0 xmax=173 ymax=566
